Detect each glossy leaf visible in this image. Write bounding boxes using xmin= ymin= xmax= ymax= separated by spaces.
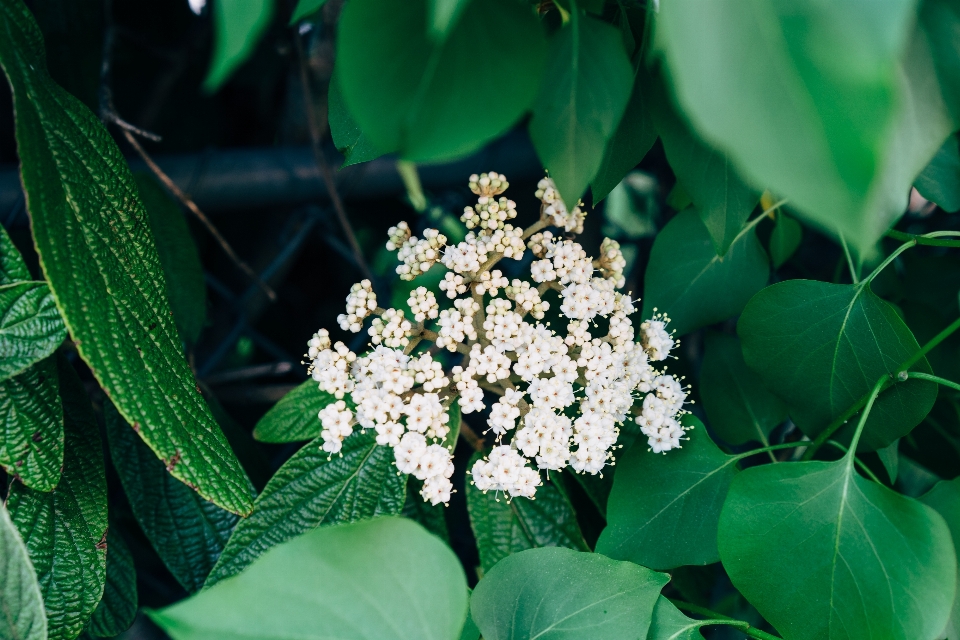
xmin=88 ymin=529 xmax=137 ymax=638
xmin=471 ymin=546 xmax=668 ymax=640
xmin=0 ymin=356 xmax=63 ymax=492
xmin=769 ymin=212 xmax=803 ymax=268
xmin=289 ymin=0 xmax=327 ymax=24
xmin=920 ymin=478 xmax=960 ymax=640
xmin=104 ymin=402 xmax=238 ymax=593
xmin=738 ymin=280 xmax=937 ymax=451
xmin=204 ymin=0 xmax=274 ymax=92
xmin=337 ymin=0 xmax=546 ymax=162
xmin=252 ymin=380 xmax=335 ymax=443
xmin=530 ymin=10 xmax=632 ymax=208
xmin=0 ymin=0 xmax=252 ymax=515
xmin=151 ymin=517 xmax=469 ymax=640
xmin=915 ymin=133 xmax=960 ymax=213
xmin=328 ymin=71 xmax=382 ymax=168
xmin=718 ymin=457 xmax=956 ymax=640
xmin=699 ymin=332 xmax=787 ymax=446
xmin=0 ymin=502 xmax=46 ymax=640
xmin=597 ymin=416 xmax=738 ymax=569
xmin=641 ymin=209 xmax=768 ymax=336
xmin=8 ymin=357 xmax=107 ymax=640
xmin=0 ymin=282 xmax=66 ymax=381
xmin=646 ymin=597 xmax=705 ymax=640
xmin=207 ymin=430 xmax=407 ymax=585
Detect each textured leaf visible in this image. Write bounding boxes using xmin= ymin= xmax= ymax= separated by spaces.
xmin=402 ymin=478 xmax=450 ymax=543
xmin=204 ymin=0 xmax=274 ymax=92
xmin=104 ymin=402 xmax=238 ymax=594
xmin=471 ymin=546 xmax=668 ymax=640
xmin=0 ymin=223 xmax=31 ymax=285
xmin=597 ymin=417 xmax=737 ymax=569
xmin=207 ymin=430 xmax=407 ymax=585
xmin=0 ymin=0 xmax=252 ymax=515
xmin=529 ymin=9 xmax=632 ymax=208
xmin=0 ymin=282 xmax=66 ymax=381
xmin=641 ymin=209 xmax=768 ymax=336
xmin=646 ymin=597 xmax=705 ymax=640
xmin=699 ymin=332 xmax=787 ymax=446
xmin=738 ymin=280 xmax=937 ymax=451
xmin=289 ymin=0 xmax=327 ymax=24
xmin=0 ymin=356 xmax=63 ymax=491
xmin=8 ymin=357 xmax=107 ymax=640
xmin=920 ymin=478 xmax=960 ymax=640
xmin=0 ymin=502 xmax=46 ymax=640
xmin=88 ymin=529 xmax=137 ymax=638
xmin=768 ymin=212 xmax=803 ymax=269
xmin=328 ymin=71 xmax=381 ymax=168
xmin=151 ymin=518 xmax=469 ymax=640
xmin=915 ymin=133 xmax=960 ymax=213
xmin=252 ymin=379 xmax=334 ymax=443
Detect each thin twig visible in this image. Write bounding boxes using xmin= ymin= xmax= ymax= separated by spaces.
xmin=459 ymin=418 xmax=485 ymax=452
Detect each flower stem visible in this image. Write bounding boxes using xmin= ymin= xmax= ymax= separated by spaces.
xmin=667 ymin=599 xmax=783 ymax=640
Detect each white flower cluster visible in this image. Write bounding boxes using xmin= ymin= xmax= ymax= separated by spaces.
xmin=305 ymin=172 xmax=690 ymax=505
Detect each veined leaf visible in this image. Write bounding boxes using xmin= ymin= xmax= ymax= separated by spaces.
xmin=328 ymin=72 xmax=382 ymax=168
xmin=0 ymin=0 xmax=253 ymax=515
xmin=0 ymin=222 xmax=30 ymax=284
xmin=88 ymin=529 xmax=137 ymax=638
xmin=0 ymin=282 xmax=66 ymax=381
xmin=646 ymin=597 xmax=706 ymax=640
xmin=920 ymin=478 xmax=960 ymax=640
xmin=204 ymin=0 xmax=274 ymax=92
xmin=206 ymin=430 xmax=407 ymax=585
xmin=252 ymin=379 xmax=334 ymax=443
xmin=0 ymin=502 xmax=46 ymax=640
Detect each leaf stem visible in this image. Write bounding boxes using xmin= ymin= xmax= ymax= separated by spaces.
xmin=731 ymin=199 xmax=788 ymax=247
xmin=907 ymin=371 xmax=960 ymax=393
xmin=846 ymin=376 xmax=888 ymax=459
xmin=667 ymin=599 xmax=783 ymax=640
xmin=730 ymin=441 xmax=813 ymax=462
xmin=862 ymin=240 xmax=915 ymax=286
xmin=823 ymin=441 xmax=883 ymax=483
xmin=840 ymin=234 xmax=860 ymax=284
xmin=886 ymin=229 xmax=960 ymax=247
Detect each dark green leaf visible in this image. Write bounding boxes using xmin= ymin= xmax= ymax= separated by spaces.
xmin=602 ymin=171 xmax=659 ymax=240
xmin=597 ymin=416 xmax=737 ymax=569
xmin=427 ymin=0 xmax=471 ymax=40
xmin=0 ymin=502 xmax=46 ymax=640
xmin=289 ymin=0 xmax=327 ymax=24
xmin=459 ymin=604 xmax=480 ymax=640
xmin=328 ymin=71 xmax=382 ymax=168
xmin=471 ymin=546 xmax=668 ymax=640
xmin=88 ymin=529 xmax=137 ymax=638
xmin=8 ymin=357 xmax=107 ymax=640
xmin=646 ymin=597 xmax=705 ymax=640
xmin=204 ymin=0 xmax=274 ymax=92
xmin=252 ymin=379 xmax=334 ymax=443
xmin=921 ymin=0 xmax=960 ymax=125
xmin=0 ymin=0 xmax=252 ymax=515
xmin=699 ymin=332 xmax=787 ymax=446
xmin=151 ymin=518 xmax=469 ymax=640
xmin=914 ymin=133 xmax=960 ymax=213
xmin=0 ymin=282 xmax=66 ymax=381
xmin=0 ymin=223 xmax=30 ymax=285
xmin=337 ymin=0 xmax=546 ymax=162
xmin=768 ymin=212 xmax=803 ymax=268
xmin=402 ymin=478 xmax=450 ymax=543
xmin=718 ymin=456 xmax=956 ymax=640
xmin=207 ymin=430 xmax=407 ymax=585
xmin=641 ymin=209 xmax=768 ymax=336
xmin=738 ymin=280 xmax=937 ymax=451
xmin=104 ymin=401 xmax=238 ymax=594
xmin=442 ymin=398 xmax=461 ymax=453
xmin=920 ymin=478 xmax=960 ymax=640
xmin=530 ymin=10 xmax=632 ymax=208
xmin=878 ymin=438 xmax=900 ymax=484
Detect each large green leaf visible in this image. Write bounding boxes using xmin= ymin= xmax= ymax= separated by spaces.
xmin=597 ymin=416 xmax=737 ymax=569
xmin=920 ymin=478 xmax=960 ymax=640
xmin=88 ymin=529 xmax=137 ymax=638
xmin=0 ymin=223 xmax=31 ymax=285
xmin=0 ymin=282 xmax=66 ymax=381
xmin=718 ymin=456 xmax=956 ymax=640
xmin=337 ymin=0 xmax=546 ymax=162
xmin=471 ymin=546 xmax=668 ymax=640
xmin=328 ymin=71 xmax=382 ymax=168
xmin=914 ymin=133 xmax=960 ymax=213
xmin=104 ymin=402 xmax=238 ymax=594
xmin=207 ymin=430 xmax=407 ymax=585
xmin=252 ymin=379 xmax=334 ymax=443
xmin=204 ymin=0 xmax=274 ymax=92
xmin=0 ymin=356 xmax=63 ymax=491
xmin=657 ymin=0 xmax=953 ymax=255
xmin=768 ymin=212 xmax=803 ymax=269
xmin=738 ymin=279 xmax=937 ymax=451
xmin=530 ymin=7 xmax=633 ymax=208
xmin=0 ymin=502 xmax=46 ymax=640
xmin=152 ymin=517 xmax=468 ymax=640
xmin=641 ymin=209 xmax=768 ymax=335
xmin=699 ymin=332 xmax=787 ymax=446
xmin=8 ymin=357 xmax=107 ymax=640
xmin=0 ymin=0 xmax=253 ymax=515
xmin=646 ymin=597 xmax=705 ymax=640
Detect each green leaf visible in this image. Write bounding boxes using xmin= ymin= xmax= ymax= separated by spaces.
xmin=151 ymin=517 xmax=469 ymax=640
xmin=0 ymin=356 xmax=63 ymax=492
xmin=135 ymin=173 xmax=206 ymax=345
xmin=921 ymin=0 xmax=960 ymax=125
xmin=597 ymin=416 xmax=737 ymax=569
xmin=207 ymin=430 xmax=407 ymax=585
xmin=0 ymin=501 xmax=46 ymax=640
xmin=442 ymin=398 xmax=461 ymax=453
xmin=530 ymin=10 xmax=632 ymax=208
xmin=657 ymin=0 xmax=954 ymax=256
xmin=602 ymin=171 xmax=659 ymax=239
xmin=738 ymin=280 xmax=938 ymax=451
xmin=914 ymin=133 xmax=960 ymax=213
xmin=104 ymin=401 xmax=238 ymax=594
xmin=289 ymin=0 xmax=327 ymax=24
xmin=252 ymin=380 xmax=335 ymax=443
xmin=402 ymin=478 xmax=450 ymax=543
xmin=471 ymin=546 xmax=668 ymax=640
xmin=8 ymin=356 xmax=107 ymax=640
xmin=328 ymin=71 xmax=382 ymax=168
xmin=718 ymin=457 xmax=956 ymax=640
xmin=88 ymin=529 xmax=137 ymax=638
xmin=428 ymin=0 xmax=471 ymax=40
xmin=878 ymin=438 xmax=900 ymax=484
xmin=768 ymin=212 xmax=803 ymax=268
xmin=920 ymin=478 xmax=960 ymax=640
xmin=0 ymin=223 xmax=31 ymax=285
xmin=204 ymin=0 xmax=274 ymax=92
xmin=0 ymin=0 xmax=252 ymax=515
xmin=641 ymin=209 xmax=768 ymax=336
xmin=646 ymin=597 xmax=705 ymax=640
xmin=0 ymin=282 xmax=66 ymax=381
xmin=699 ymin=332 xmax=787 ymax=446
xmin=459 ymin=604 xmax=480 ymax=640
xmin=337 ymin=0 xmax=546 ymax=162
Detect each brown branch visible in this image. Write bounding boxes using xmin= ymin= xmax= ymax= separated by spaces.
xmin=459 ymin=417 xmax=485 ymax=452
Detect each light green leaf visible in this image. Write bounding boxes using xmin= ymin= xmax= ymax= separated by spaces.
xmin=646 ymin=597 xmax=705 ymax=640
xmin=878 ymin=438 xmax=900 ymax=484
xmin=0 ymin=502 xmax=46 ymax=640
xmin=88 ymin=529 xmax=137 ymax=638
xmin=0 ymin=282 xmax=66 ymax=381
xmin=289 ymin=0 xmax=327 ymax=24
xmin=104 ymin=401 xmax=238 ymax=594
xmin=0 ymin=356 xmax=63 ymax=492
xmin=207 ymin=430 xmax=407 ymax=585
xmin=657 ymin=0 xmax=953 ymax=256
xmin=920 ymin=478 xmax=960 ymax=640
xmin=0 ymin=223 xmax=30 ymax=285
xmin=204 ymin=0 xmax=274 ymax=92
xmin=597 ymin=416 xmax=737 ymax=569
xmin=914 ymin=133 xmax=960 ymax=213
xmin=769 ymin=212 xmax=802 ymax=268
xmin=699 ymin=332 xmax=787 ymax=446
xmin=0 ymin=0 xmax=252 ymax=515
xmin=151 ymin=517 xmax=468 ymax=640
xmin=252 ymin=380 xmax=336 ymax=443
xmin=471 ymin=546 xmax=668 ymax=640
xmin=718 ymin=457 xmax=956 ymax=640
xmin=641 ymin=209 xmax=768 ymax=335
xmin=328 ymin=71 xmax=382 ymax=168
xmin=530 ymin=10 xmax=632 ymax=208
xmin=428 ymin=0 xmax=471 ymax=40
xmin=738 ymin=280 xmax=937 ymax=451
xmin=8 ymin=357 xmax=107 ymax=640
xmin=337 ymin=0 xmax=546 ymax=162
